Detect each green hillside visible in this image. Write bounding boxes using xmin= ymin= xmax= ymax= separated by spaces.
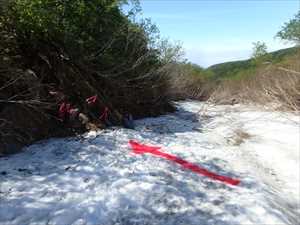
xmin=207 ymin=47 xmax=299 ymax=79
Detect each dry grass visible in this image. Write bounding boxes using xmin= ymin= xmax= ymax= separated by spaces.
xmin=210 ymin=53 xmax=300 ymax=111
xmin=167 ymin=65 xmax=213 ymax=101
xmin=228 ymin=129 xmax=253 ymax=146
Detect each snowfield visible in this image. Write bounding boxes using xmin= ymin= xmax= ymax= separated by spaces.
xmin=0 ymin=101 xmax=299 ymax=225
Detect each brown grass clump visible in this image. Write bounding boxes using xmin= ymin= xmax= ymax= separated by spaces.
xmin=227 ymin=129 xmax=253 ymax=146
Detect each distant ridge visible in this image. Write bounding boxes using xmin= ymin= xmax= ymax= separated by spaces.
xmin=207 ymin=47 xmax=299 ymax=78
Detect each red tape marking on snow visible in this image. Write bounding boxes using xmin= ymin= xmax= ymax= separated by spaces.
xmin=129 ymin=140 xmax=240 ymax=186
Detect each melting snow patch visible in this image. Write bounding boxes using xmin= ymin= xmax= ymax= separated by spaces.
xmin=0 ymin=100 xmax=299 ymax=225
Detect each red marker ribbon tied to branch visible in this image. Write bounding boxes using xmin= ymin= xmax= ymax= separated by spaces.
xmin=99 ymin=107 xmax=109 ymax=121
xmin=58 ymin=102 xmax=71 ymax=121
xmin=129 ymin=140 xmax=240 ymax=186
xmin=86 ymin=95 xmax=98 ymax=105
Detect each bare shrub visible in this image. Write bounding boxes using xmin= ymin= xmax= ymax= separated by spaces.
xmin=210 ymin=53 xmax=300 ymax=111
xmin=167 ymin=63 xmax=213 ymax=101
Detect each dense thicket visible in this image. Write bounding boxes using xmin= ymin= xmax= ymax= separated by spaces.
xmin=0 ymin=0 xmax=179 ymax=154
xmin=167 ymin=62 xmax=213 ymax=100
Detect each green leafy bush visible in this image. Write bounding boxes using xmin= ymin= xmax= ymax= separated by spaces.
xmin=277 ymin=10 xmax=300 ymax=45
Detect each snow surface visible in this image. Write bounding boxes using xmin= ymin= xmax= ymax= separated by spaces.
xmin=0 ymin=101 xmax=299 ymax=225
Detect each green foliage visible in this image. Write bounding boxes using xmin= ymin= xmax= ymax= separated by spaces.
xmin=181 ymin=62 xmax=212 ymax=79
xmin=269 ymin=47 xmax=299 ymax=63
xmin=277 ymin=11 xmax=300 ymax=44
xmin=208 ymin=59 xmax=254 ymax=80
xmin=208 ymin=47 xmax=298 ymax=81
xmin=251 ymin=41 xmax=272 ymax=66
xmin=157 ymin=39 xmax=185 ymax=64
xmin=7 ymin=0 xmax=186 ymax=73
xmin=251 ymin=41 xmax=268 ymax=59
xmin=10 ymin=0 xmax=136 ymax=58
xmin=1 ymin=0 xmax=180 ymax=122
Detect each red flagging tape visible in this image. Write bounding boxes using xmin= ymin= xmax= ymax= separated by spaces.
xmin=99 ymin=107 xmax=109 ymax=121
xmin=129 ymin=140 xmax=240 ymax=186
xmin=86 ymin=95 xmax=98 ymax=105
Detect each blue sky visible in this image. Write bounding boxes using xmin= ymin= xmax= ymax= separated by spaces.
xmin=139 ymin=0 xmax=299 ymax=67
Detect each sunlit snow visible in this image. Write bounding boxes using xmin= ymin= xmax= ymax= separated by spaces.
xmin=0 ymin=101 xmax=299 ymax=225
